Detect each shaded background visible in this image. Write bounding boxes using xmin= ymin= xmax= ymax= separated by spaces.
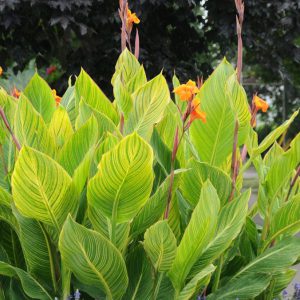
xmin=0 ymin=0 xmax=299 ymax=138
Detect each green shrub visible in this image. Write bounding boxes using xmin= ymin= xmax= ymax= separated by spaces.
xmin=0 ymin=47 xmax=299 ymax=300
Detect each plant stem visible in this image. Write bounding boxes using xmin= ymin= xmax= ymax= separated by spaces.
xmin=229 ymin=119 xmax=239 ymax=202
xmin=153 ymin=271 xmax=163 ymax=300
xmin=0 ymin=107 xmax=21 ymax=151
xmin=61 ymin=262 xmax=71 ymax=299
xmin=285 ymin=165 xmax=300 ymax=202
xmin=212 ymin=254 xmax=224 ymax=292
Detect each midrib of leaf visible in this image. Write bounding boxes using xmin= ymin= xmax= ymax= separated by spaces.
xmin=209 ymin=101 xmax=228 ymax=166
xmin=30 ymin=157 xmax=60 ymax=232
xmin=264 ymin=220 xmax=300 ymax=250
xmin=131 ymin=272 xmax=144 ymax=300
xmin=234 ymin=244 xmax=291 ymax=278
xmin=156 ymin=237 xmax=165 ymax=271
xmin=78 ymin=242 xmax=113 ymax=300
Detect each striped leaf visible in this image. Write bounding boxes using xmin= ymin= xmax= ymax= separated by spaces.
xmin=14 ymin=95 xmax=56 ymax=157
xmin=190 ymin=60 xmax=250 ymax=167
xmin=24 ymin=73 xmax=56 ymax=123
xmin=189 ymin=190 xmax=250 ymax=278
xmin=208 ymin=273 xmax=271 ymax=300
xmin=178 ymin=265 xmax=215 ymax=300
xmin=143 ymin=220 xmax=177 ymax=272
xmin=60 ymin=85 xmax=77 ymax=127
xmin=125 ymin=74 xmax=170 ymax=140
xmin=265 ymin=194 xmax=300 ymax=247
xmin=59 ymin=116 xmax=98 ymax=193
xmin=168 ymin=181 xmax=220 ymax=290
xmin=12 ymin=147 xmax=78 ymax=232
xmin=180 ymin=160 xmax=231 ymax=207
xmin=252 ymin=110 xmax=299 ymax=157
xmin=75 ymin=69 xmax=118 ymax=124
xmin=88 ymin=132 xmax=153 ymax=223
xmin=59 ymin=216 xmax=128 ymax=300
xmin=48 ymin=106 xmax=74 ymax=148
xmin=0 ymin=262 xmax=52 ymax=300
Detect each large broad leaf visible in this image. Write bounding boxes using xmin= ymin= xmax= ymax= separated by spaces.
xmin=75 ymin=69 xmax=118 ymax=124
xmin=59 ymin=116 xmax=98 ymax=193
xmin=265 ymin=194 xmax=300 ymax=247
xmin=48 ymin=106 xmax=74 ymax=148
xmin=207 ymin=273 xmax=271 ymax=300
xmin=76 ymin=99 xmax=120 ymax=139
xmin=251 ymin=110 xmax=299 ymax=157
xmin=125 ymin=74 xmax=170 ymax=140
xmin=24 ymin=73 xmax=56 ymax=123
xmin=60 ymin=85 xmax=77 ymax=127
xmin=189 ymin=190 xmax=250 ymax=278
xmin=190 ymin=59 xmax=236 ymax=167
xmin=14 ymin=95 xmax=56 ymax=157
xmin=178 ymin=265 xmax=215 ymax=300
xmin=143 ymin=220 xmax=177 ymax=272
xmin=88 ymin=206 xmax=130 ymax=252
xmin=210 ymin=237 xmax=300 ymax=299
xmin=180 ymin=159 xmax=232 ymax=207
xmin=0 ymin=262 xmax=52 ymax=300
xmin=123 ymin=245 xmax=153 ymax=300
xmin=88 ymin=132 xmax=154 ymax=223
xmin=14 ymin=210 xmax=56 ymax=292
xmin=12 ymin=147 xmax=77 ymax=232
xmin=130 ymin=172 xmax=181 ymax=239
xmin=59 ymin=216 xmax=128 ymax=300
xmin=168 ymin=181 xmax=220 ymax=290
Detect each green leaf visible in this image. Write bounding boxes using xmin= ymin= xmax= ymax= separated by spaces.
xmin=88 ymin=132 xmax=154 ymax=223
xmin=88 ymin=206 xmax=130 ymax=252
xmin=251 ymin=110 xmax=299 ymax=157
xmin=0 ymin=262 xmax=52 ymax=300
xmin=14 ymin=95 xmax=56 ymax=157
xmin=207 ymin=273 xmax=271 ymax=300
xmin=125 ymin=74 xmax=170 ymax=140
xmin=76 ymin=99 xmax=120 ymax=139
xmin=12 ymin=147 xmax=78 ymax=232
xmin=168 ymin=181 xmax=220 ymax=290
xmin=0 ymin=187 xmax=12 ymax=206
xmin=178 ymin=265 xmax=216 ymax=300
xmin=144 ymin=220 xmax=177 ymax=272
xmin=272 ymin=269 xmax=296 ymax=297
xmin=190 ymin=59 xmax=236 ymax=166
xmin=59 ymin=116 xmax=98 ymax=193
xmin=24 ymin=73 xmax=56 ymax=123
xmin=48 ymin=106 xmax=74 ymax=148
xmin=180 ymin=160 xmax=232 ymax=207
xmin=59 ymin=216 xmax=128 ymax=300
xmin=266 ymin=194 xmax=300 ymax=246
xmin=189 ymin=190 xmax=250 ymax=277
xmin=60 ymin=85 xmax=77 ymax=127
xmin=14 ymin=211 xmax=56 ymax=292
xmin=130 ymin=173 xmax=181 ymax=239
xmin=75 ymin=69 xmax=118 ymax=124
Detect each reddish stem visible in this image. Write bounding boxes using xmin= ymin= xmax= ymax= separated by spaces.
xmin=0 ymin=108 xmax=21 ymax=151
xmin=285 ymin=165 xmax=300 ymax=202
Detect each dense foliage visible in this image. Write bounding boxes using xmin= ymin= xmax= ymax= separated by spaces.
xmin=0 ymin=46 xmax=299 ymax=299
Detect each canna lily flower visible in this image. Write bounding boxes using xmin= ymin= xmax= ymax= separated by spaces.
xmin=253 ymin=95 xmax=268 ymax=112
xmin=12 ymin=87 xmax=21 ymax=98
xmin=0 ymin=67 xmax=3 ymax=76
xmin=190 ymin=97 xmax=206 ymax=123
xmin=127 ymin=9 xmax=140 ymax=27
xmin=173 ymin=80 xmax=200 ymax=101
xmin=46 ymin=65 xmax=57 ymax=75
xmin=52 ymin=89 xmax=62 ymax=106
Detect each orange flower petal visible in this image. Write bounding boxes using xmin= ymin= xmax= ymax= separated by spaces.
xmin=254 ymin=95 xmax=268 ymax=112
xmin=0 ymin=67 xmax=3 ymax=76
xmin=127 ymin=9 xmax=140 ymax=25
xmin=173 ymin=80 xmax=200 ymax=101
xmin=12 ymin=87 xmax=21 ymax=98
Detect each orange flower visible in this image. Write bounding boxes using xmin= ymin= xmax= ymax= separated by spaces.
xmin=52 ymin=89 xmax=62 ymax=106
xmin=0 ymin=67 xmax=3 ymax=76
xmin=173 ymin=80 xmax=200 ymax=101
xmin=191 ymin=97 xmax=206 ymax=123
xmin=253 ymin=95 xmax=268 ymax=112
xmin=12 ymin=87 xmax=21 ymax=98
xmin=127 ymin=9 xmax=140 ymax=26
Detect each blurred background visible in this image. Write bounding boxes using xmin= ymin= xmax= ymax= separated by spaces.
xmin=0 ymin=0 xmax=299 ymax=139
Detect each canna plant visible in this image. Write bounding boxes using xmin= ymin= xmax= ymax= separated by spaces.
xmin=0 ymin=4 xmax=300 ymax=300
